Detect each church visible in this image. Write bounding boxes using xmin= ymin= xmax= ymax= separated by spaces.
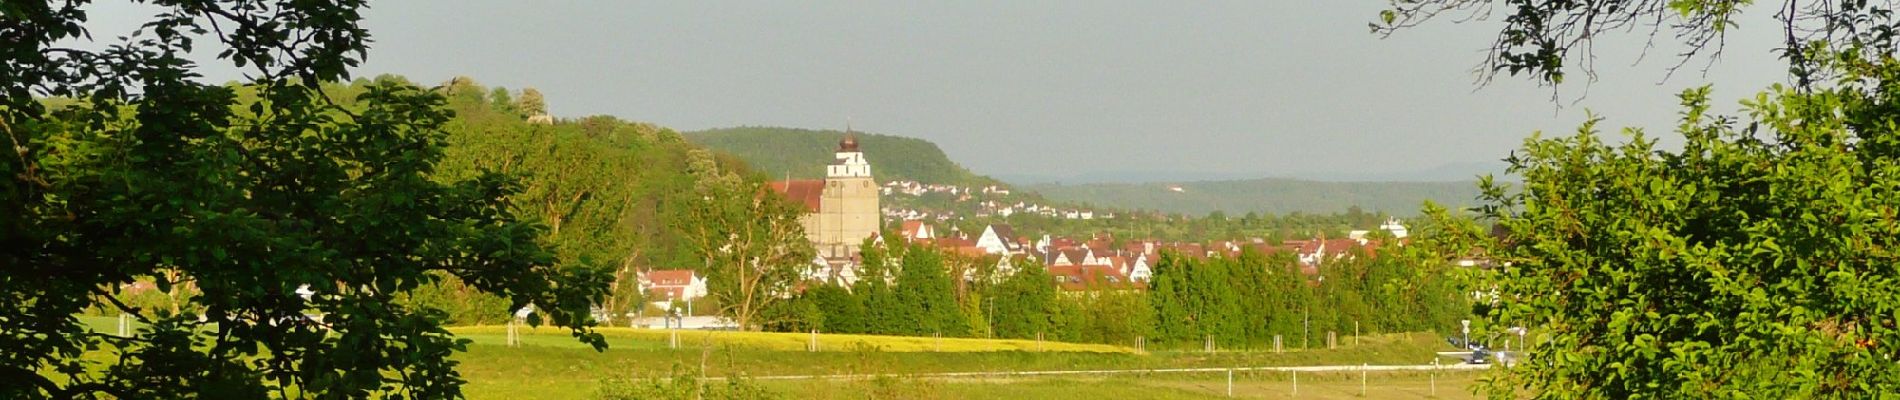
xmin=767 ymin=131 xmax=883 ymax=263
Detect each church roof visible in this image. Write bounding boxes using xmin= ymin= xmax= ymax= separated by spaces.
xmin=839 ymin=132 xmax=859 ymax=152
xmin=767 ymin=179 xmax=824 ymax=212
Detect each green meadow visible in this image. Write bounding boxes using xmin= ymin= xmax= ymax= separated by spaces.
xmin=452 ymin=324 xmax=1482 ymax=399
xmin=68 ymin=316 xmax=1483 ymax=399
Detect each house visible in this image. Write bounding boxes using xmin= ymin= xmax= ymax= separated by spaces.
xmin=1123 ymin=253 xmax=1154 ymax=283
xmin=973 ymin=224 xmax=1022 ymax=255
xmin=639 ymin=269 xmax=707 ymax=309
xmin=900 ymin=220 xmax=936 ymax=242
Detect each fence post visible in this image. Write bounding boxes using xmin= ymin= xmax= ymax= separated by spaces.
xmin=809 ymin=329 xmax=817 ymax=352
xmin=1291 ymin=370 xmax=1298 ymax=397
xmin=935 ymin=331 xmax=942 ymax=352
xmin=506 ymin=320 xmax=516 ymax=347
xmin=1360 ymin=363 xmax=1367 ymax=397
xmin=1205 ymin=335 xmax=1214 ymax=354
xmin=1037 ymin=332 xmax=1044 ymax=352
xmin=1226 ymin=368 xmax=1234 ymax=397
xmin=669 ymin=327 xmax=679 ymax=349
xmin=117 ymin=313 xmax=129 ymax=336
xmin=1354 ymin=321 xmax=1360 ymax=346
xmin=1273 ymin=335 xmax=1282 ymax=353
xmin=1137 ymin=336 xmax=1145 ymax=352
xmin=1327 ymin=331 xmax=1336 ymax=350
xmin=1431 ymin=357 xmax=1439 ymax=397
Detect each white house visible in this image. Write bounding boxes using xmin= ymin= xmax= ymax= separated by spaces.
xmin=1124 ymin=254 xmax=1154 ymax=283
xmin=1380 ymin=217 xmax=1409 ymax=239
xmin=974 ymin=224 xmax=1022 ymax=255
xmin=639 ymin=269 xmax=707 ymax=309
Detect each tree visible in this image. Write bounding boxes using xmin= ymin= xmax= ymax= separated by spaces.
xmin=802 ymin=284 xmax=864 ymax=333
xmin=852 ymin=238 xmax=904 ymax=334
xmin=1 ymin=2 xmax=606 ymax=399
xmin=988 ymin=259 xmax=1060 ymax=339
xmin=1383 ymin=0 xmax=1900 ymax=396
xmin=891 ymin=246 xmax=968 ymax=336
xmin=517 ymin=87 xmax=549 ymax=116
xmin=489 ymin=87 xmax=516 ymax=114
xmin=680 ymin=149 xmax=813 ymax=331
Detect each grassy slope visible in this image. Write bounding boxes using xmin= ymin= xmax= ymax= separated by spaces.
xmin=1026 ymin=178 xmax=1484 ymax=216
xmin=682 ymin=126 xmax=999 ymax=187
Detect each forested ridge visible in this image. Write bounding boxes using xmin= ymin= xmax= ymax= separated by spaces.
xmin=684 ymin=126 xmax=1002 ymax=187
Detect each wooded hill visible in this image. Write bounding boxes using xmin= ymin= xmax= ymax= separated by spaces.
xmin=317 ymin=76 xmax=784 ymax=323
xmin=683 ymin=127 xmax=1001 ymax=187
xmin=1026 ymin=178 xmax=1484 ymax=216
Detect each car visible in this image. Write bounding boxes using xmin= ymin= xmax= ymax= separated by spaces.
xmin=1467 ymin=347 xmax=1491 ymax=364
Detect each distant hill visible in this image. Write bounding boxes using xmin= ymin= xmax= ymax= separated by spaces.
xmin=997 ymin=161 xmax=1512 ymax=185
xmin=683 ymin=127 xmax=1000 ymax=186
xmin=1025 ymin=178 xmax=1484 ymax=216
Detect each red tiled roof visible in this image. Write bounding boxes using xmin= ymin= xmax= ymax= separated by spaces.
xmin=646 ymin=269 xmax=696 ymax=286
xmin=901 ymin=220 xmax=930 ymax=240
xmin=934 ymin=237 xmax=975 ymax=248
xmin=1324 ymin=239 xmax=1361 ymax=255
xmin=767 ymin=179 xmax=825 ymax=212
xmin=1047 ymin=264 xmax=1144 ymax=291
xmin=952 ymin=246 xmax=987 ymax=258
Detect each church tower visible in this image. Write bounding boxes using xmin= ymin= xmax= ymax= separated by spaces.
xmin=816 ymin=130 xmax=881 ymax=258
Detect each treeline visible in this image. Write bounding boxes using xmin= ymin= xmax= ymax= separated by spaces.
xmin=765 ymin=222 xmax=1470 ymax=349
xmin=1147 ymin=244 xmax=1466 ymax=348
xmin=764 ymin=238 xmax=1157 ymax=345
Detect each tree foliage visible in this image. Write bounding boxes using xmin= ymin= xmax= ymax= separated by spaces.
xmin=1466 ymin=86 xmax=1900 ymax=397
xmin=680 ymin=148 xmax=814 ymax=331
xmin=1145 ymin=243 xmax=1466 ymax=349
xmin=2 ymin=2 xmax=605 ymax=399
xmin=1374 ymin=0 xmax=1900 ymax=87
xmin=1386 ymin=0 xmax=1900 ymax=397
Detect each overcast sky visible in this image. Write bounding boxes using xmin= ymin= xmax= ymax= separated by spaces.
xmin=91 ymin=1 xmax=1790 ymax=181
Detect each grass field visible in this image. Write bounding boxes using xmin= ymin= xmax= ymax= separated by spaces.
xmin=453 ymin=325 xmax=1481 ymax=399
xmin=70 ymin=316 xmax=1486 ymax=399
xmin=447 ymin=325 xmax=1135 ymax=353
xmin=763 ymin=374 xmax=1483 ymax=399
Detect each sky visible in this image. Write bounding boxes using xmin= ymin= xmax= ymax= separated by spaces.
xmin=87 ymin=1 xmax=1791 ymax=182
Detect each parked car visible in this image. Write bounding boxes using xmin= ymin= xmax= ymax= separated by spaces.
xmin=1467 ymin=347 xmax=1491 ymax=364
